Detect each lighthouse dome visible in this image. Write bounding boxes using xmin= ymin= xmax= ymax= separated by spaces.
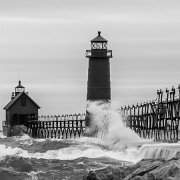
xmin=91 ymin=31 xmax=107 ymax=42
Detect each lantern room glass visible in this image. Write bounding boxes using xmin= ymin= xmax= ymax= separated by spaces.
xmin=15 ymin=87 xmax=25 ymax=93
xmin=91 ymin=42 xmax=107 ymax=50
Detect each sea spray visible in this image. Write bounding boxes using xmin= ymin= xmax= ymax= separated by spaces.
xmin=84 ymin=101 xmax=147 ymax=150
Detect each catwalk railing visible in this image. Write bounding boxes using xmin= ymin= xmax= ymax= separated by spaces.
xmin=25 ymin=113 xmax=86 ymax=139
xmin=121 ymin=86 xmax=180 ymax=142
xmin=25 ymin=86 xmax=180 ymax=141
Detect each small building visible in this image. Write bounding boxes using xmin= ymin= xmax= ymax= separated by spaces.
xmin=3 ymin=81 xmax=40 ymax=136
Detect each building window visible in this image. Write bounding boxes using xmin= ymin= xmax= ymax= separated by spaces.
xmin=21 ymin=96 xmax=26 ymax=106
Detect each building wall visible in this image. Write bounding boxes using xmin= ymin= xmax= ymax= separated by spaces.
xmin=6 ymin=94 xmax=38 ymax=126
xmin=6 ymin=110 xmax=11 ymax=125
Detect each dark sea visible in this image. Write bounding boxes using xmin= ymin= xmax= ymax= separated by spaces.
xmin=0 ymin=134 xmax=138 ymax=180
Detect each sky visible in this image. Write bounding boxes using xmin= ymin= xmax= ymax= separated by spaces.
xmin=0 ymin=0 xmax=180 ymax=125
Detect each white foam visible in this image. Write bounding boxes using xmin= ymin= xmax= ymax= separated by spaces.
xmin=85 ymin=101 xmax=151 ymax=148
xmin=14 ymin=134 xmax=32 ymax=141
xmin=1 ymin=140 xmax=180 ymax=163
xmin=139 ymin=143 xmax=180 ymax=160
xmin=0 ymin=132 xmax=6 ymax=138
xmin=26 ymin=171 xmax=44 ymax=180
xmin=0 ymin=143 xmax=141 ymax=163
xmin=0 ymin=144 xmax=29 ymax=160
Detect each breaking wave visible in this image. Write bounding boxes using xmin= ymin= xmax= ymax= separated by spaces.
xmin=0 ymin=136 xmax=180 ymax=165
xmin=0 ymin=139 xmax=142 ymax=163
xmin=85 ymin=101 xmax=152 ymax=148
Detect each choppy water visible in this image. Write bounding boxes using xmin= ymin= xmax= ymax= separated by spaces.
xmin=1 ymin=101 xmax=180 ymax=180
xmin=0 ymin=134 xmax=137 ymax=180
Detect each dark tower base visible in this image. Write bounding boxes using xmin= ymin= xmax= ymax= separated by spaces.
xmin=87 ymin=58 xmax=111 ymax=101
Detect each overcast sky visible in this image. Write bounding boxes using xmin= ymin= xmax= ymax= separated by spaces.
xmin=0 ymin=0 xmax=180 ymax=123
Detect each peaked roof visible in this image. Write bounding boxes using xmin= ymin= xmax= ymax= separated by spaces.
xmin=3 ymin=92 xmax=41 ymax=110
xmin=16 ymin=84 xmax=24 ymax=88
xmin=91 ymin=31 xmax=108 ymax=42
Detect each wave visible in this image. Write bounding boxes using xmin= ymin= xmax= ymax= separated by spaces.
xmin=0 ymin=142 xmax=140 ymax=163
xmin=1 ymin=140 xmax=180 ymax=164
xmin=0 ymin=132 xmax=6 ymax=139
xmin=139 ymin=143 xmax=180 ymax=159
xmin=85 ymin=101 xmax=152 ymax=146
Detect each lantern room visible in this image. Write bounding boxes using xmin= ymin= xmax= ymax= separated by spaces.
xmin=15 ymin=80 xmax=25 ymax=96
xmin=86 ymin=31 xmax=112 ymax=58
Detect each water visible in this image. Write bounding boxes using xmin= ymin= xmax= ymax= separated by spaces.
xmin=0 ymin=101 xmax=180 ymax=180
xmin=0 ymin=135 xmax=137 ymax=180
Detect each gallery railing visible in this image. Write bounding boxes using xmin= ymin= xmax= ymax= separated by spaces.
xmin=25 ymin=113 xmax=86 ymax=139
xmin=121 ymin=86 xmax=180 ymax=142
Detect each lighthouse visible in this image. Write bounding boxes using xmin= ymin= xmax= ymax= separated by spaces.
xmin=85 ymin=32 xmax=112 ymax=128
xmin=86 ymin=31 xmax=112 ymax=101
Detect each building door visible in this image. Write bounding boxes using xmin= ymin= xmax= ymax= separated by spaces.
xmin=19 ymin=115 xmax=26 ymax=125
xmin=12 ymin=114 xmax=18 ymax=126
xmin=12 ymin=114 xmax=27 ymax=126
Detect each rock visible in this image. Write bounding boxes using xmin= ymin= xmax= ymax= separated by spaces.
xmin=95 ymin=166 xmax=115 ymax=180
xmin=150 ymin=162 xmax=180 ymax=179
xmin=82 ymin=158 xmax=180 ymax=180
xmin=95 ymin=166 xmax=127 ymax=180
xmin=83 ymin=171 xmax=101 ymax=180
xmin=124 ymin=159 xmax=163 ymax=180
xmin=142 ymin=173 xmax=155 ymax=180
xmin=127 ymin=158 xmax=180 ymax=180
xmin=132 ymin=176 xmax=144 ymax=180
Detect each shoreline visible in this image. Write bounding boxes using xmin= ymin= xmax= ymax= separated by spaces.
xmin=83 ymin=144 xmax=180 ymax=180
xmin=83 ymin=157 xmax=180 ymax=180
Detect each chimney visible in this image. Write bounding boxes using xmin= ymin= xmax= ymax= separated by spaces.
xmin=11 ymin=92 xmax=15 ymax=100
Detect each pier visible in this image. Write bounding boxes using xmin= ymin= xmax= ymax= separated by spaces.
xmin=25 ymin=114 xmax=86 ymax=138
xmin=121 ymin=86 xmax=180 ymax=142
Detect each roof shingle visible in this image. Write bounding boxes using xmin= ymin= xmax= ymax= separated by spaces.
xmin=3 ymin=92 xmax=40 ymax=110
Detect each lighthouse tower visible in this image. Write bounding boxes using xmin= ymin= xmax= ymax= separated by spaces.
xmin=86 ymin=31 xmax=112 ymax=101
